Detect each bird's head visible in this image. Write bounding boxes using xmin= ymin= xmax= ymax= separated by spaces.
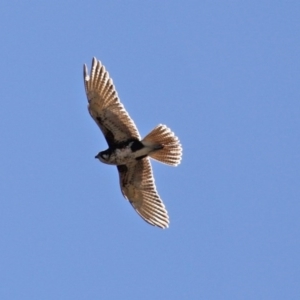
xmin=95 ymin=150 xmax=110 ymax=164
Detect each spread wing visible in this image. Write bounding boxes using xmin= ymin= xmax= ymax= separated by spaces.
xmin=117 ymin=159 xmax=169 ymax=229
xmin=83 ymin=57 xmax=140 ymax=147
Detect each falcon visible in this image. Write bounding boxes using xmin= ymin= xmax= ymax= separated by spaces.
xmin=83 ymin=57 xmax=182 ymax=228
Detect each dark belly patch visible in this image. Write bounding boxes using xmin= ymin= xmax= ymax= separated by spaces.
xmin=130 ymin=140 xmax=144 ymax=152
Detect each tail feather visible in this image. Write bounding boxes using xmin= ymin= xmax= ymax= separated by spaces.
xmin=142 ymin=124 xmax=182 ymax=166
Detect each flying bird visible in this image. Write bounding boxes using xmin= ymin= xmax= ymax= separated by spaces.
xmin=83 ymin=57 xmax=182 ymax=228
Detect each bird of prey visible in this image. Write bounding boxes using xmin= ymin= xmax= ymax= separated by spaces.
xmin=83 ymin=57 xmax=182 ymax=228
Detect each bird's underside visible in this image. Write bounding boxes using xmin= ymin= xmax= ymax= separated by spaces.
xmin=83 ymin=57 xmax=182 ymax=229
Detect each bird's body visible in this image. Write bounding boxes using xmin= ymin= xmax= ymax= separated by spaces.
xmin=83 ymin=57 xmax=182 ymax=228
xmin=95 ymin=139 xmax=161 ymax=165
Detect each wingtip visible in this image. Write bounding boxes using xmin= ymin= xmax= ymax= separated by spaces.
xmin=157 ymin=221 xmax=169 ymax=229
xmin=83 ymin=57 xmax=99 ymax=82
xmin=92 ymin=57 xmax=98 ymax=67
xmin=145 ymin=217 xmax=170 ymax=229
xmin=83 ymin=64 xmax=89 ymax=81
xmin=159 ymin=223 xmax=169 ymax=229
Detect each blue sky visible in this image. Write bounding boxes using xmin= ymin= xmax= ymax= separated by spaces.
xmin=1 ymin=1 xmax=300 ymax=299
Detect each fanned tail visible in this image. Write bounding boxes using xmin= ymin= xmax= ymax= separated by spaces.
xmin=142 ymin=124 xmax=182 ymax=166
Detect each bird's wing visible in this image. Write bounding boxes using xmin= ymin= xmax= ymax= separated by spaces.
xmin=83 ymin=57 xmax=140 ymax=147
xmin=117 ymin=159 xmax=169 ymax=228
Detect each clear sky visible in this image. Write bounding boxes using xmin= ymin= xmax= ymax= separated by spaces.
xmin=1 ymin=1 xmax=299 ymax=299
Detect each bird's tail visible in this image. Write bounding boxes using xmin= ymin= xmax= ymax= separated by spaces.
xmin=141 ymin=124 xmax=182 ymax=166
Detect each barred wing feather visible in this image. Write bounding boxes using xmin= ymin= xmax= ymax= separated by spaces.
xmin=117 ymin=159 xmax=169 ymax=229
xmin=83 ymin=57 xmax=140 ymax=146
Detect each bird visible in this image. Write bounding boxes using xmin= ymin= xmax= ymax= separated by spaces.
xmin=83 ymin=57 xmax=182 ymax=228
